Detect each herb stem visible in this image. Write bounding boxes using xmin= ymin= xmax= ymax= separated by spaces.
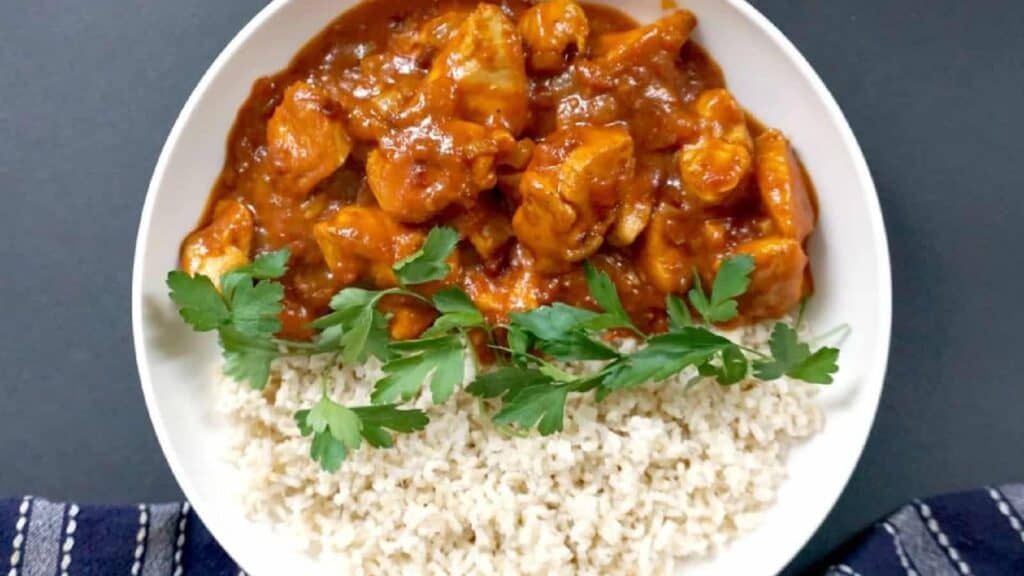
xmin=795 ymin=298 xmax=809 ymax=329
xmin=392 ymin=287 xmax=433 ymax=306
xmin=319 ymin=370 xmax=330 ymax=399
xmin=461 ymin=328 xmax=482 ymax=374
xmin=809 ymin=323 xmax=851 ymax=346
xmin=275 ymin=339 xmax=319 ymax=350
xmin=626 ymin=324 xmax=646 ymax=339
xmin=736 ymin=344 xmax=771 ymax=359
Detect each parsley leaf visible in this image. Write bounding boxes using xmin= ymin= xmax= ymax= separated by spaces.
xmin=581 ymin=261 xmax=638 ymax=333
xmin=509 ymin=303 xmax=599 ymax=341
xmin=313 ymin=287 xmax=394 ymax=363
xmin=370 ymin=357 xmax=432 ymax=404
xmin=466 ymin=366 xmax=552 ymax=399
xmin=228 ymin=248 xmax=290 ymax=279
xmin=424 ymin=286 xmax=485 ymax=337
xmin=505 ymin=325 xmax=532 ymax=358
xmin=219 ymin=326 xmax=278 ymax=390
xmin=364 ymin=309 xmax=396 ymax=362
xmin=167 ymin=271 xmax=230 ymax=331
xmin=296 ymin=400 xmax=429 ymax=468
xmin=600 ymin=328 xmax=731 ymax=391
xmin=688 ymin=255 xmax=755 ymax=323
xmin=508 ymin=303 xmax=618 ymax=361
xmin=432 ymin=286 xmax=480 ymax=316
xmin=326 ymin=287 xmax=380 ymax=313
xmin=752 ymin=323 xmax=804 ymax=380
xmin=393 ymin=227 xmax=459 ymax=285
xmin=698 ymin=344 xmax=748 ymax=385
xmin=788 ymin=347 xmax=840 ymax=384
xmin=492 ymin=382 xmax=569 ymax=436
xmin=666 ymin=294 xmax=692 ymax=331
xmin=372 ymin=335 xmax=466 ymax=404
xmin=753 ymin=323 xmax=839 ymax=383
xmin=295 ymin=397 xmax=361 ymax=472
xmin=221 ymin=248 xmax=290 ymax=298
xmin=339 ymin=306 xmax=374 ymax=364
xmin=229 ymin=280 xmax=284 ymax=338
xmin=307 ymin=429 xmax=348 ymax=472
xmin=536 ymin=331 xmax=620 ymax=361
xmin=351 ymin=404 xmax=430 ymax=448
xmin=351 ymin=405 xmax=430 ymax=433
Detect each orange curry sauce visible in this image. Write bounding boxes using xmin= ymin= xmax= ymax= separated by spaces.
xmin=180 ymin=0 xmax=817 ymax=341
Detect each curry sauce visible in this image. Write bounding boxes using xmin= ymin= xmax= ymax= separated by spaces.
xmin=181 ymin=0 xmax=817 ymax=340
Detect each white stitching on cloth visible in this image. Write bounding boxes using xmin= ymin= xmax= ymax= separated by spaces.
xmin=59 ymin=503 xmax=78 ymax=576
xmin=883 ymin=521 xmax=919 ymax=576
xmin=172 ymin=502 xmax=190 ymax=576
xmin=131 ymin=504 xmax=149 ymax=576
xmin=987 ymin=488 xmax=1024 ymax=542
xmin=7 ymin=496 xmax=32 ymax=576
xmin=916 ymin=500 xmax=973 ymax=575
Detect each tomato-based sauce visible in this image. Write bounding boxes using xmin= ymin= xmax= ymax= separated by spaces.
xmin=181 ymin=0 xmax=817 ymax=340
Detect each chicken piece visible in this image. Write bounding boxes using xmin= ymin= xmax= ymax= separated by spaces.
xmin=267 ymin=81 xmax=352 ymax=198
xmin=181 ymin=200 xmax=254 ymax=289
xmin=637 ymin=203 xmax=695 ymax=293
xmin=366 ymin=120 xmax=515 ymax=223
xmin=290 ymin=262 xmax=345 ymax=312
xmin=463 ymin=245 xmax=552 ymax=322
xmin=449 ymin=198 xmax=515 ymax=261
xmin=518 ymin=0 xmax=589 ymax=72
xmin=593 ymin=10 xmax=696 ymax=70
xmin=312 ymin=206 xmax=425 ymax=287
xmin=378 ymin=296 xmax=438 ymax=340
xmin=625 ymin=77 xmax=701 ymax=151
xmin=340 ymin=11 xmax=473 ymax=137
xmin=695 ymin=89 xmax=752 ymax=147
xmin=555 ymin=92 xmax=621 ymax=131
xmin=513 ymin=126 xmax=635 ymax=270
xmin=755 ymin=129 xmax=815 ymax=241
xmin=608 ymin=165 xmax=656 ymax=247
xmin=679 ymin=89 xmax=753 ymax=204
xmin=499 ymin=138 xmax=536 ymax=171
xmin=427 ymin=4 xmax=529 ymax=133
xmin=410 ymin=10 xmax=472 ymax=62
xmin=732 ymin=237 xmax=808 ymax=319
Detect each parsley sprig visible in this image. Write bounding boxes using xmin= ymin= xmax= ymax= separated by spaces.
xmin=295 ymin=375 xmax=429 ymax=471
xmin=168 ymin=249 xmax=299 ymax=390
xmin=167 ymin=226 xmax=842 ymax=471
xmin=466 ymin=255 xmax=840 ymax=436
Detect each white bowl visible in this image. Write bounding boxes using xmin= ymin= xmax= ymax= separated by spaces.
xmin=133 ymin=1 xmax=891 ymax=574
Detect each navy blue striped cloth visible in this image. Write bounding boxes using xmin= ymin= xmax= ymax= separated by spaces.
xmin=3 ymin=485 xmax=1024 ymax=574
xmin=0 ymin=499 xmax=242 ymax=576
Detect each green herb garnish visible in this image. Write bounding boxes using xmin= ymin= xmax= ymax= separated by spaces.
xmin=168 ymin=228 xmax=842 ymax=470
xmin=393 ymin=226 xmax=459 ymax=286
xmin=753 ymin=323 xmax=840 ymax=384
xmin=688 ymin=254 xmax=755 ymax=324
xmin=295 ymin=379 xmax=429 ymax=471
xmin=373 ymin=335 xmax=467 ymax=405
xmin=167 ymin=249 xmax=291 ymax=389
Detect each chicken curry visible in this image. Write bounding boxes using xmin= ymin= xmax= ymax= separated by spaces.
xmin=181 ymin=0 xmax=817 ymax=342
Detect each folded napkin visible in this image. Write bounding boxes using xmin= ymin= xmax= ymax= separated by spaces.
xmin=826 ymin=484 xmax=1024 ymax=576
xmin=0 ymin=499 xmax=240 ymax=575
xmin=4 ymin=485 xmax=1023 ymax=575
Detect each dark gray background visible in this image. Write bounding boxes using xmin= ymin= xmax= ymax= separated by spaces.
xmin=1 ymin=1 xmax=1022 ymax=574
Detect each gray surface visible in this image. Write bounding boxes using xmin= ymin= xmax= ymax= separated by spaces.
xmin=0 ymin=1 xmax=1021 ymax=574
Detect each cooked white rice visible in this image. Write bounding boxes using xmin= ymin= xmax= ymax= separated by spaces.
xmin=216 ymin=320 xmax=822 ymax=575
